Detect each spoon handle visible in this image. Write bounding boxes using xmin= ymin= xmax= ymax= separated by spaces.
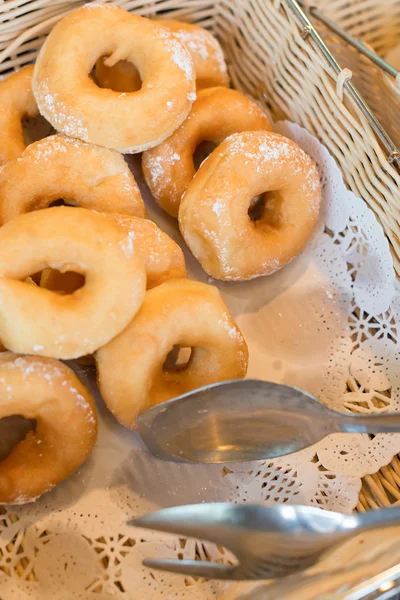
xmin=338 ymin=412 xmax=400 ymax=434
xmin=355 ymin=505 xmax=400 ymax=532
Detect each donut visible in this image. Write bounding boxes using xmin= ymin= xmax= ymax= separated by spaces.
xmin=0 ymin=65 xmax=39 ymax=166
xmin=0 ymin=207 xmax=146 ymax=359
xmin=109 ymin=215 xmax=188 ymax=289
xmin=164 ymin=20 xmax=229 ymax=89
xmin=0 ymin=352 xmax=97 ymax=504
xmin=96 ymin=279 xmax=248 ymax=428
xmin=40 ymin=214 xmax=187 ymax=294
xmin=95 ymin=19 xmax=229 ymax=93
xmin=0 ymin=134 xmax=145 ymax=225
xmin=142 ymin=87 xmax=271 ymax=217
xmin=178 ymin=131 xmax=321 ymax=280
xmin=32 ymin=4 xmax=196 ymax=153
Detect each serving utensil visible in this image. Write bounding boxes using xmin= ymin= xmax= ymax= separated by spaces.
xmin=132 ymin=502 xmax=400 ymax=580
xmin=137 ymin=379 xmax=400 ymax=463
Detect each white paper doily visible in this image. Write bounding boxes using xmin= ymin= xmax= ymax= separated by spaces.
xmin=1 ymin=121 xmax=400 ymax=599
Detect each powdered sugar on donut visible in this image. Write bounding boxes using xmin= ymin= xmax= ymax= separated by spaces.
xmin=158 ymin=29 xmax=195 ymax=82
xmin=35 ymin=79 xmax=88 ymax=141
xmin=212 ymin=199 xmax=225 ymax=216
xmin=212 ymin=40 xmax=229 ymax=77
xmin=2 ymin=355 xmax=66 ymax=381
xmin=83 ymin=2 xmax=118 ymax=9
xmin=173 ymin=28 xmax=210 ymax=60
xmin=66 ymin=383 xmax=96 ymax=424
xmin=224 ymin=132 xmax=320 ymax=190
xmin=144 ymin=147 xmax=181 ymax=196
xmin=172 ymin=25 xmax=228 ymax=77
xmin=120 ymin=232 xmax=134 ymax=258
xmin=218 ymin=313 xmax=241 ymax=340
xmin=29 ymin=136 xmax=83 ymax=163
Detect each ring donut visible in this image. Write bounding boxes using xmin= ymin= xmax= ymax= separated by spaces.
xmin=0 ymin=207 xmax=146 ymax=359
xmin=0 ymin=134 xmax=145 ymax=225
xmin=0 ymin=65 xmax=39 ymax=166
xmin=32 ymin=4 xmax=196 ymax=152
xmin=96 ymin=279 xmax=248 ymax=428
xmin=40 ymin=214 xmax=187 ymax=294
xmin=179 ymin=131 xmax=321 ymax=280
xmin=164 ymin=20 xmax=229 ymax=89
xmin=109 ymin=215 xmax=188 ymax=289
xmin=142 ymin=87 xmax=271 ymax=217
xmin=95 ymin=19 xmax=229 ymax=92
xmin=0 ymin=352 xmax=97 ymax=505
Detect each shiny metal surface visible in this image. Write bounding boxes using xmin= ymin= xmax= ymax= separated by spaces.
xmin=341 ymin=564 xmax=400 ymax=599
xmin=137 ymin=379 xmax=400 ymax=463
xmin=285 ymin=0 xmax=400 ymax=171
xmin=303 ymin=3 xmax=399 ymax=80
xmin=132 ymin=503 xmax=400 ymax=580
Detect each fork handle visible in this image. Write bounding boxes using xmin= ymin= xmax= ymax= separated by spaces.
xmin=338 ymin=412 xmax=400 ymax=434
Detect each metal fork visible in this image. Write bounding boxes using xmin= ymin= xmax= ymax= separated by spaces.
xmin=132 ymin=503 xmax=400 ymax=580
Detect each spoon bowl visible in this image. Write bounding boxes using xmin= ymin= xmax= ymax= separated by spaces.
xmin=137 ymin=379 xmax=400 ymax=463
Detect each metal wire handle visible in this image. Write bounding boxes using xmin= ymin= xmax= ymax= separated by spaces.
xmin=303 ymin=3 xmax=399 ymax=81
xmin=285 ymin=0 xmax=400 ymax=172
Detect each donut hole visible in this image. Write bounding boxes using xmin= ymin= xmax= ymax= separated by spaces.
xmin=163 ymin=345 xmax=193 ymax=372
xmin=39 ymin=269 xmax=86 ymax=295
xmin=94 ymin=58 xmax=143 ymax=93
xmin=248 ymin=190 xmax=283 ymax=228
xmin=28 ymin=272 xmax=43 ymax=286
xmin=193 ymin=141 xmax=218 ymax=170
xmin=22 ymin=114 xmax=54 ymax=146
xmin=48 ymin=199 xmax=70 ymax=208
xmin=0 ymin=415 xmax=36 ymax=461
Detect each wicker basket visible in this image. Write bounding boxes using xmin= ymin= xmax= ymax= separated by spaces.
xmin=0 ymin=0 xmax=399 ymax=513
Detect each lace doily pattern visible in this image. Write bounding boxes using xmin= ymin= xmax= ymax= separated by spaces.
xmin=1 ymin=122 xmax=400 ymax=599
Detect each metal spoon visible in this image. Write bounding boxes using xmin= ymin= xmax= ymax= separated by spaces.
xmin=137 ymin=379 xmax=400 ymax=463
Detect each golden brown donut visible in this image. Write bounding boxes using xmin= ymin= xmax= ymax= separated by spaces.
xmin=0 ymin=134 xmax=145 ymax=225
xmin=164 ymin=20 xmax=229 ymax=89
xmin=95 ymin=19 xmax=229 ymax=92
xmin=0 ymin=352 xmax=97 ymax=505
xmin=142 ymin=87 xmax=271 ymax=217
xmin=0 ymin=65 xmax=39 ymax=166
xmin=0 ymin=207 xmax=146 ymax=359
xmin=40 ymin=215 xmax=187 ymax=293
xmin=96 ymin=279 xmax=248 ymax=428
xmin=42 ymin=216 xmax=187 ymax=292
xmin=33 ymin=4 xmax=196 ymax=153
xmin=41 ymin=215 xmax=187 ymax=365
xmin=110 ymin=215 xmax=188 ymax=289
xmin=179 ymin=131 xmax=321 ymax=280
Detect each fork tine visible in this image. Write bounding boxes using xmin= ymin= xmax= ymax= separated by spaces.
xmin=132 ymin=503 xmax=240 ymax=547
xmin=143 ymin=558 xmax=237 ymax=580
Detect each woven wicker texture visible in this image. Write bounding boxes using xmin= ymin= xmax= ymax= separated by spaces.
xmin=0 ymin=0 xmax=399 ymax=512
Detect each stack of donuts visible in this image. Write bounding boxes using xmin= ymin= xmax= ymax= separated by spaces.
xmin=0 ymin=3 xmax=321 ymax=505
